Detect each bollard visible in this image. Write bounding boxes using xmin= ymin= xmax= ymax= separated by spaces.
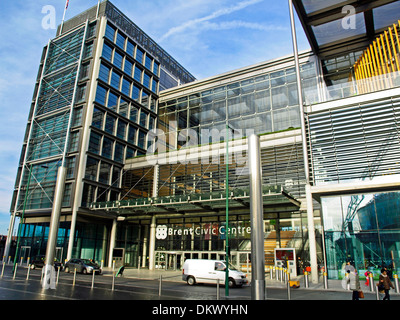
xmin=20 ymin=257 xmax=23 ymax=266
xmin=304 ymin=271 xmax=309 ymax=288
xmin=376 ymin=284 xmax=380 ymax=300
xmin=8 ymin=256 xmax=11 ymax=264
xmin=26 ymin=265 xmax=31 ymax=280
xmin=394 ymin=274 xmax=399 ymax=294
xmin=216 ymin=279 xmax=220 ymax=300
xmin=275 ymin=267 xmax=279 ymax=281
xmin=158 ymin=274 xmax=162 ymax=296
xmin=13 ymin=263 xmax=18 ymax=279
xmin=1 ymin=262 xmax=5 ymax=278
xmin=369 ymin=273 xmax=374 ymax=292
xmin=73 ymin=268 xmax=76 ymax=286
xmin=56 ymin=267 xmax=60 ymax=285
xmin=323 ymin=272 xmax=328 ymax=289
xmin=91 ymin=270 xmax=95 ymax=289
xmin=270 ymin=266 xmax=273 ymax=280
xmin=287 ymin=279 xmax=291 ymax=300
xmin=112 ymin=269 xmax=115 ymax=291
xmin=26 ymin=257 xmax=30 ymax=267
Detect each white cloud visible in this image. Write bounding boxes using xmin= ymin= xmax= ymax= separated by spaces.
xmin=158 ymin=0 xmax=264 ymax=42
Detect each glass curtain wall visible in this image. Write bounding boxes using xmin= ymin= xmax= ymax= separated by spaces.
xmin=322 ymin=191 xmax=400 ymax=280
xmin=157 ymin=60 xmax=319 ymax=152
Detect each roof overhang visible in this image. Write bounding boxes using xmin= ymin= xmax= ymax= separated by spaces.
xmin=89 ymin=185 xmax=301 ymax=220
xmin=293 ymin=0 xmax=400 ymax=58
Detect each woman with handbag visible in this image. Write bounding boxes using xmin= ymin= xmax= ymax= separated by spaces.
xmin=379 ymin=269 xmax=395 ymax=300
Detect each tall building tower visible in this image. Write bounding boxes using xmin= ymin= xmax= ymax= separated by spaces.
xmin=5 ymin=1 xmax=195 ymax=264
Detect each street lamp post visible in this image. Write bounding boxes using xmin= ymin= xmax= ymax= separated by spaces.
xmin=225 ymin=123 xmax=230 ymax=297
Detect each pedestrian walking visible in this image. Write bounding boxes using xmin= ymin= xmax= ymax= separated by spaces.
xmin=364 ymin=270 xmax=371 ymax=286
xmin=347 ymin=269 xmax=361 ymax=300
xmin=379 ymin=269 xmax=394 ymax=300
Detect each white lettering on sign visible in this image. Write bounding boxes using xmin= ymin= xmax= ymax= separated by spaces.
xmin=155 ymin=224 xmax=251 ymax=240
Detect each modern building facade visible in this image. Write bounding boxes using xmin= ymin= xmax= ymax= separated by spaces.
xmin=5 ymin=0 xmax=400 ymax=281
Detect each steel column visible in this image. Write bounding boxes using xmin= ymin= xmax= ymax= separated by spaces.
xmin=248 ymin=134 xmax=265 ymax=300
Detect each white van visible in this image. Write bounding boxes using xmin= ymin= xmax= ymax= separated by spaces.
xmin=182 ymin=259 xmax=247 ymax=287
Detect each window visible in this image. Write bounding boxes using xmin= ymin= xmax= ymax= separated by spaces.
xmin=85 ymin=157 xmax=98 ymax=181
xmin=113 ymin=51 xmax=123 ymax=69
xmin=126 ymin=147 xmax=135 ymax=159
xmin=143 ymin=73 xmax=151 ymax=89
xmin=99 ymin=64 xmax=110 ymax=83
xmin=131 ymin=85 xmax=140 ymax=102
xmin=136 ymin=48 xmax=144 ymax=64
xmin=71 ymin=107 xmax=82 ymax=127
xmin=124 ymin=59 xmax=133 ymax=76
xmin=110 ymin=71 xmax=121 ymax=90
xmin=114 ymin=143 xmax=125 ymax=163
xmin=128 ymin=125 xmax=136 ymax=145
xmin=107 ymin=92 xmax=118 ymax=111
xmin=98 ymin=162 xmax=111 ymax=184
xmin=126 ymin=40 xmax=135 ymax=56
xmin=102 ymin=137 xmax=114 ymax=159
xmin=111 ymin=166 xmax=121 ymax=187
xmin=130 ymin=106 xmax=138 ymax=122
xmin=81 ymin=183 xmax=95 ymax=207
xmin=121 ymin=78 xmax=131 ymax=96
xmin=152 ymin=79 xmax=158 ymax=94
xmin=138 ymin=130 xmax=146 ymax=149
xmin=95 ymin=85 xmax=107 ymax=105
xmin=102 ymin=43 xmax=113 ymax=62
xmin=104 ymin=114 xmax=116 ymax=135
xmin=145 ymin=55 xmax=152 ymax=70
xmin=116 ymin=120 xmax=127 ymax=139
xmin=116 ymin=33 xmax=126 ymax=50
xmin=153 ymin=62 xmax=159 ymax=76
xmin=92 ymin=107 xmax=104 ymax=129
xmin=75 ymin=85 xmax=86 ymax=102
xmin=119 ymin=99 xmax=128 ymax=117
xmin=140 ymin=111 xmax=148 ymax=127
xmin=105 ymin=24 xmax=116 ymax=41
xmin=88 ymin=132 xmax=101 ymax=154
xmin=134 ymin=66 xmax=142 ymax=83
xmin=68 ymin=131 xmax=80 ymax=152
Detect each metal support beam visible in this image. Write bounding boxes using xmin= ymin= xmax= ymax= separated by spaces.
xmin=42 ymin=166 xmax=66 ymax=289
xmin=289 ymin=0 xmax=319 ymax=284
xmin=248 ymin=134 xmax=266 ymax=300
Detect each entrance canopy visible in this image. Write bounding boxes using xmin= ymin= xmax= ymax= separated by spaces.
xmin=89 ymin=185 xmax=301 ymax=219
xmin=293 ymin=0 xmax=400 ymax=57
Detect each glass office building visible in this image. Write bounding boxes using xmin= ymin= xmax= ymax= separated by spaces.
xmin=6 ymin=0 xmax=400 ymax=280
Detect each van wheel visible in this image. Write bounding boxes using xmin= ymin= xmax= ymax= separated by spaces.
xmin=187 ymin=276 xmax=196 ymax=286
xmin=228 ymin=278 xmax=236 ymax=288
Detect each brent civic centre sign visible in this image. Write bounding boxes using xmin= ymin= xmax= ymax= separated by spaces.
xmin=155 ymin=224 xmax=251 ymax=240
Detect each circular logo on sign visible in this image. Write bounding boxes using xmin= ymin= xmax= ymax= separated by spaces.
xmin=156 ymin=225 xmax=168 ymax=240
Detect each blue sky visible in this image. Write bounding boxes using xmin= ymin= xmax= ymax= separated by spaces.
xmin=0 ymin=0 xmax=309 ymax=235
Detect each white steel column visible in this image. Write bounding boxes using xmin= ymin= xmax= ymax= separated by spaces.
xmin=248 ymin=134 xmax=266 ymax=300
xmin=67 ymin=16 xmax=107 ymax=260
xmin=108 ymin=219 xmax=117 ymax=267
xmin=148 ymin=216 xmax=157 ymax=271
xmin=288 ymin=0 xmax=319 ymax=284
